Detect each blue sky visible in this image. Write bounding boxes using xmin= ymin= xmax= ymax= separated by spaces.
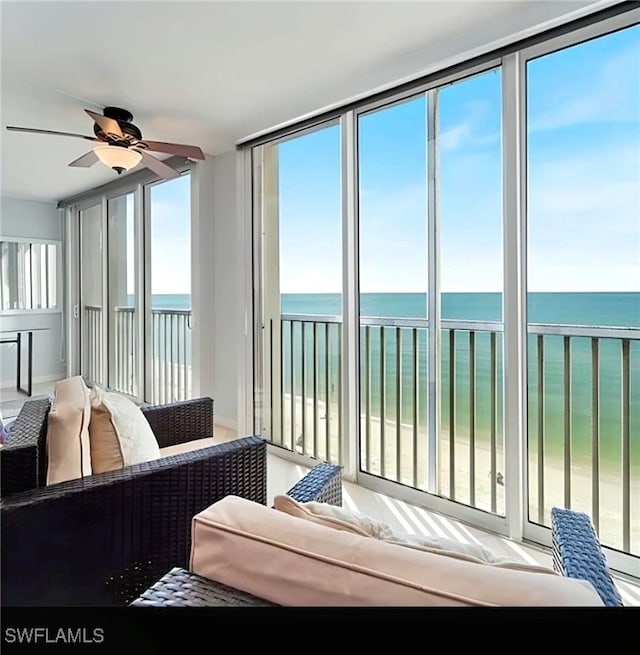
xmin=148 ymin=24 xmax=639 ymax=297
xmin=277 ymin=23 xmax=639 ymax=294
xmin=147 ymin=174 xmax=191 ymax=294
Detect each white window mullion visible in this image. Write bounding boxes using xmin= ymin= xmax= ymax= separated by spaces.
xmin=426 ymin=88 xmax=440 ymax=495
xmin=239 ymin=147 xmax=255 ymax=438
xmin=143 ymin=185 xmax=154 ymax=403
xmin=134 ymin=183 xmax=145 ymax=404
xmin=65 ymin=206 xmax=80 ymax=377
xmin=502 ymin=51 xmax=527 ymax=541
xmin=341 ymin=110 xmax=359 ymax=481
xmin=100 ymin=196 xmax=109 ymax=388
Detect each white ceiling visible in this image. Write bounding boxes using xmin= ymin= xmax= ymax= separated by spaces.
xmin=1 ymin=0 xmax=607 ymax=203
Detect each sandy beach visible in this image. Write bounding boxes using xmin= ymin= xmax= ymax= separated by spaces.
xmin=271 ymin=393 xmax=638 ymax=555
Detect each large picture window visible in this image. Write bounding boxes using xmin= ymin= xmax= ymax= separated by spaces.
xmin=250 ymin=11 xmax=640 ymax=576
xmin=526 ymin=23 xmax=640 ymax=556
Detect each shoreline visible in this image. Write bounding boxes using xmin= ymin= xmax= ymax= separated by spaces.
xmin=272 ymin=393 xmax=638 ymax=552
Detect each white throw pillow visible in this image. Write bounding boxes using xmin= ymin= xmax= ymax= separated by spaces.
xmin=88 ymin=386 xmax=161 ymax=473
xmin=273 ymin=495 xmax=556 ymax=574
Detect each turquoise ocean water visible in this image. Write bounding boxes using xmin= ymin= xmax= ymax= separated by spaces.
xmin=155 ymin=291 xmax=639 ymax=472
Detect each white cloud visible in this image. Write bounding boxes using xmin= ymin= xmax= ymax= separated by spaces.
xmin=440 ymin=122 xmax=472 ymax=151
xmin=528 ymin=143 xmax=640 ymax=292
xmin=528 ymin=38 xmax=640 ymax=133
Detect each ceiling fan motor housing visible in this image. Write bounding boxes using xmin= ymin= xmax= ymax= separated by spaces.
xmin=94 ymin=106 xmax=142 ymax=143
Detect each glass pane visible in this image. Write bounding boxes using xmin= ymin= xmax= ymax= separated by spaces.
xmin=20 ymin=243 xmax=31 ymax=309
xmin=1 ymin=242 xmax=17 ymax=310
xmin=358 ymin=96 xmax=428 ymax=487
xmin=31 ymin=243 xmax=44 ymax=309
xmin=149 ymin=173 xmax=192 ymax=404
xmin=282 ymin=125 xmax=342 ymax=460
xmin=80 ymin=204 xmax=104 ymax=385
xmin=255 ymin=122 xmax=342 ymax=460
xmin=438 ymin=68 xmax=504 ymax=513
xmin=47 ymin=244 xmax=57 ymax=308
xmin=107 ymin=193 xmax=137 ymax=396
xmin=526 ymin=24 xmax=640 ymax=555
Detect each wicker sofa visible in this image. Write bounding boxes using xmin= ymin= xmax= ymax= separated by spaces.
xmin=132 ymin=470 xmax=625 ymax=608
xmin=1 ymin=396 xmax=624 ymax=608
xmin=0 ymin=395 xmax=270 ymax=607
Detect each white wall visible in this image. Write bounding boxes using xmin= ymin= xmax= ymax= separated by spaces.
xmin=211 ymin=151 xmax=242 ymax=429
xmin=191 ymin=152 xmax=243 ymax=430
xmin=1 ymin=196 xmax=61 ymax=240
xmin=0 ymin=196 xmax=66 ymax=388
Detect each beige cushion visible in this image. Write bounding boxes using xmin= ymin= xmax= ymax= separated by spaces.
xmin=190 ymin=495 xmax=603 ymax=607
xmin=159 ymin=438 xmax=216 ymax=458
xmin=273 ymin=495 xmax=555 ymax=574
xmin=88 ymin=386 xmax=161 ymax=474
xmin=46 ymin=375 xmax=92 ymax=485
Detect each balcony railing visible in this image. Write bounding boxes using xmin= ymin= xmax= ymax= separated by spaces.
xmin=150 ymin=308 xmax=192 ymax=405
xmin=271 ymin=313 xmax=639 ymax=556
xmin=114 ymin=306 xmax=136 ymax=396
xmin=83 ymin=305 xmax=103 ymax=386
xmin=82 ymin=306 xmax=192 ymax=404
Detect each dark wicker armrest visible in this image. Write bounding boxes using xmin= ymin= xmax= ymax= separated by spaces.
xmin=131 ymin=567 xmax=277 ymax=607
xmin=141 ymin=397 xmax=214 ymax=448
xmin=1 ymin=436 xmax=266 ymax=606
xmin=131 ymin=460 xmax=343 ymax=607
xmin=285 ymin=461 xmax=342 ymax=506
xmin=551 ymin=507 xmax=623 ymax=607
xmin=0 ymin=397 xmax=51 ymax=496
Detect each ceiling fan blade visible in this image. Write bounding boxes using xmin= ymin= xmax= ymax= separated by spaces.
xmin=68 ymin=150 xmax=99 ymax=168
xmin=85 ymin=109 xmax=124 ymax=138
xmin=6 ymin=126 xmax=98 ymax=142
xmin=139 ymin=140 xmax=205 ymax=160
xmin=138 ymin=150 xmax=180 ymax=180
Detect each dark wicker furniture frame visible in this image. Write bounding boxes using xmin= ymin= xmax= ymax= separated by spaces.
xmin=132 ymin=460 xmax=344 ymax=607
xmin=1 ymin=395 xmax=270 ymax=607
xmin=134 ymin=463 xmax=625 ymax=608
xmin=1 ymin=397 xmax=625 ymax=607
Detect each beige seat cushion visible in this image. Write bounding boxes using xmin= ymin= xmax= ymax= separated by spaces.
xmin=273 ymin=495 xmax=555 ymax=574
xmin=46 ymin=375 xmax=92 ymax=485
xmin=88 ymin=386 xmax=161 ymax=474
xmin=159 ymin=438 xmax=216 ymax=458
xmin=190 ymin=495 xmax=603 ymax=607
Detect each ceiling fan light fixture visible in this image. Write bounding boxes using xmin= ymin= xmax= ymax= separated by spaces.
xmin=94 ymin=144 xmax=142 ymax=175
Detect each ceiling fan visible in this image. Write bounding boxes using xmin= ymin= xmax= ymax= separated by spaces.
xmin=5 ymin=106 xmax=205 ymax=180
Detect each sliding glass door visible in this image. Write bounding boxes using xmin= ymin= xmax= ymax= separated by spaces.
xmin=147 ymin=175 xmax=193 ymax=404
xmin=524 ymin=21 xmax=640 ymax=565
xmin=355 ymin=66 xmax=504 ymax=528
xmin=76 ymin=173 xmax=193 ymax=404
xmin=251 ymin=11 xmax=639 ymax=575
xmin=253 ymin=122 xmax=343 ymax=461
xmin=358 ymin=95 xmax=429 ymax=489
xmin=437 ymin=68 xmax=504 ymax=513
xmin=79 ymin=203 xmax=105 ymax=387
xmin=107 ymin=192 xmax=138 ymax=397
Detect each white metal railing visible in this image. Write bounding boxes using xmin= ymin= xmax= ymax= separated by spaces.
xmin=83 ymin=306 xmax=192 ymax=404
xmin=150 ymin=308 xmax=192 ymax=405
xmin=82 ymin=305 xmax=103 ymax=385
xmin=272 ymin=313 xmax=639 ymax=556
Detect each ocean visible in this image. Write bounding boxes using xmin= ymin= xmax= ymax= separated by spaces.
xmin=154 ymin=291 xmax=639 ymax=472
